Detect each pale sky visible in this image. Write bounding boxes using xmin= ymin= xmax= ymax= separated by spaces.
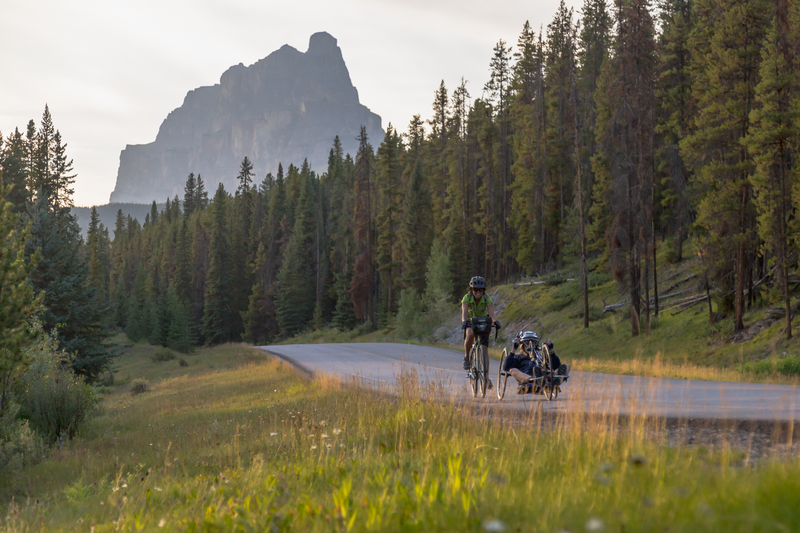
xmin=1 ymin=0 xmax=581 ymax=207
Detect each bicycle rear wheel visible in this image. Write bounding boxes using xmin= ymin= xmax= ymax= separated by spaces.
xmin=497 ymin=349 xmax=508 ymax=400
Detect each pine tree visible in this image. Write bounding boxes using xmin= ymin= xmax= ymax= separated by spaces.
xmin=201 ymin=184 xmax=234 ymax=345
xmin=350 ymin=127 xmax=375 ymax=324
xmin=656 ymin=0 xmax=694 ymax=261
xmin=400 ymin=159 xmax=431 ymax=292
xmin=26 ymin=195 xmax=111 ymax=380
xmin=0 ymin=178 xmax=43 ymax=416
xmin=681 ymin=0 xmax=770 ymax=330
xmin=276 ymin=178 xmax=315 ymax=337
xmin=183 ymin=173 xmax=197 ymax=218
xmin=376 ymin=124 xmax=403 ymax=325
xmin=0 ymin=129 xmax=30 ymax=211
xmin=747 ymin=11 xmax=797 ymax=339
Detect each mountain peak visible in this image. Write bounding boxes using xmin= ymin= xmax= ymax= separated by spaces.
xmin=110 ymin=33 xmax=383 ymax=204
xmin=308 ymin=31 xmax=338 ymax=54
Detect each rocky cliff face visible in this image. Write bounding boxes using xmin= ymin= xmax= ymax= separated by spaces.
xmin=110 ymin=32 xmax=383 ymax=203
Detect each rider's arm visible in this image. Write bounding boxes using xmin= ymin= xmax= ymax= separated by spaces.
xmin=462 ymin=301 xmax=469 ymax=322
xmin=488 ymin=303 xmax=497 ymax=322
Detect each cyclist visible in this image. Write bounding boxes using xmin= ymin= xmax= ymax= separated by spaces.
xmin=505 ymin=338 xmax=570 ymax=393
xmin=461 ymin=276 xmax=501 ymax=385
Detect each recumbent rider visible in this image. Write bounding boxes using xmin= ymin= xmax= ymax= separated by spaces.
xmin=461 ymin=276 xmax=501 ymax=389
xmin=505 ymin=335 xmax=569 ymax=394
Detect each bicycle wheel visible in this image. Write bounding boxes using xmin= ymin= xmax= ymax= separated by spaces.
xmin=541 ymin=344 xmax=555 ymax=401
xmin=477 ymin=345 xmax=488 ymax=398
xmin=497 ymin=349 xmax=508 ymax=400
xmin=469 ymin=348 xmax=478 ymax=398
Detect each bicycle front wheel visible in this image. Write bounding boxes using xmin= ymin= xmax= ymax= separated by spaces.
xmin=478 ymin=345 xmax=488 ymax=398
xmin=469 ymin=349 xmax=478 ymax=398
xmin=497 ymin=348 xmax=508 ymax=400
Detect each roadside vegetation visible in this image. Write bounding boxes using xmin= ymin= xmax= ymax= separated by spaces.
xmin=2 ymin=340 xmax=799 ymax=532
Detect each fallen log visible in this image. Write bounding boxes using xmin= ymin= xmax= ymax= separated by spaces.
xmin=670 ymin=294 xmax=708 ymax=315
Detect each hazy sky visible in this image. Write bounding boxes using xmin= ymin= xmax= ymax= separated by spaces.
xmin=1 ymin=0 xmax=581 ymax=207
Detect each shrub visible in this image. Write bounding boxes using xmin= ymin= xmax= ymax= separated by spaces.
xmin=179 ymin=358 xmax=188 ymax=367
xmin=150 ymin=348 xmax=176 ymax=363
xmin=588 ymin=271 xmax=612 ymax=288
xmin=395 ymin=288 xmax=431 ymax=339
xmin=777 ymin=355 xmax=800 ymax=377
xmin=130 ymin=379 xmax=149 ymax=395
xmin=0 ymin=403 xmax=42 ymax=474
xmin=16 ymin=331 xmax=97 ymax=444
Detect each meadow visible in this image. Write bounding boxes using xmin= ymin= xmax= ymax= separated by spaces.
xmin=1 ymin=340 xmax=799 ymax=532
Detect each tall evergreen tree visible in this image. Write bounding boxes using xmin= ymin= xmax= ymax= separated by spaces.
xmin=201 ymin=184 xmax=234 ymax=345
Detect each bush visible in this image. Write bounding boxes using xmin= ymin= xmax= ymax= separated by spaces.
xmin=130 ymin=379 xmax=149 ymax=395
xmin=0 ymin=403 xmax=42 ymax=474
xmin=587 ymin=271 xmax=612 ymax=288
xmin=16 ymin=331 xmax=97 ymax=444
xmin=150 ymin=348 xmax=176 ymax=363
xmin=179 ymin=358 xmax=188 ymax=367
xmin=777 ymin=355 xmax=800 ymax=377
xmin=395 ymin=288 xmax=431 ymax=339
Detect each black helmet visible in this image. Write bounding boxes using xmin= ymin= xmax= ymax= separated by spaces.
xmin=469 ymin=276 xmax=486 ymax=289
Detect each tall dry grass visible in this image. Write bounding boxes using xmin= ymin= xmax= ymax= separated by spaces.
xmin=1 ymin=345 xmax=799 ymax=532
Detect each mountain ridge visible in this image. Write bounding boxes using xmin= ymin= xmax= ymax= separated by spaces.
xmin=110 ymin=32 xmax=383 ymax=204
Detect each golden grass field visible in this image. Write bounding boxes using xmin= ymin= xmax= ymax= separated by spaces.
xmin=1 ymin=341 xmax=799 ymax=532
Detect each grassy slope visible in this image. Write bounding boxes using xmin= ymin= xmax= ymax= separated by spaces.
xmin=2 ymin=341 xmax=799 ymax=532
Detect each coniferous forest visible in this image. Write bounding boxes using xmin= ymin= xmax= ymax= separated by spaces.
xmin=4 ymin=0 xmax=800 ymax=357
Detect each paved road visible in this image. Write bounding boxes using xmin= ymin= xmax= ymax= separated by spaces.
xmin=260 ymin=342 xmax=800 ymax=422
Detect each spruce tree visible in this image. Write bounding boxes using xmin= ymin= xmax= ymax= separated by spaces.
xmin=26 ymin=195 xmax=111 ymax=379
xmin=201 ymin=184 xmax=234 ymax=345
xmin=747 ymin=14 xmax=797 ymax=338
xmin=681 ymin=0 xmax=770 ymax=330
xmin=183 ymin=173 xmax=197 ymax=217
xmin=0 ymin=179 xmax=43 ymax=416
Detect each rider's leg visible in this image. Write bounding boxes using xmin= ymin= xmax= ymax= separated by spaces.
xmin=463 ymin=329 xmax=474 ymax=370
xmin=509 ymin=368 xmax=531 ymax=384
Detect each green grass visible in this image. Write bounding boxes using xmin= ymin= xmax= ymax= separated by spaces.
xmin=3 ymin=340 xmax=799 ymax=531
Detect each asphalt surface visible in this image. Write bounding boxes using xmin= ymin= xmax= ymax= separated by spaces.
xmin=260 ymin=342 xmax=800 ymax=422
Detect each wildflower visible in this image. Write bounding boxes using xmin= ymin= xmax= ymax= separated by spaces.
xmin=333 ymin=429 xmax=342 ymax=435
xmin=322 ymin=434 xmax=329 ymax=439
xmin=270 ymin=432 xmax=278 ymax=436
xmin=326 ymin=444 xmax=332 ymax=450
xmin=311 ymin=445 xmax=317 ymax=450
xmin=482 ymin=519 xmax=506 ymax=532
xmin=419 ymin=419 xmax=425 ymax=423
xmin=585 ymin=517 xmax=605 ymax=532
xmin=159 ymin=518 xmax=167 ymax=527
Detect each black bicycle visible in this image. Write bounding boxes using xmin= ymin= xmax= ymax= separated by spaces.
xmin=464 ymin=317 xmax=499 ymax=398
